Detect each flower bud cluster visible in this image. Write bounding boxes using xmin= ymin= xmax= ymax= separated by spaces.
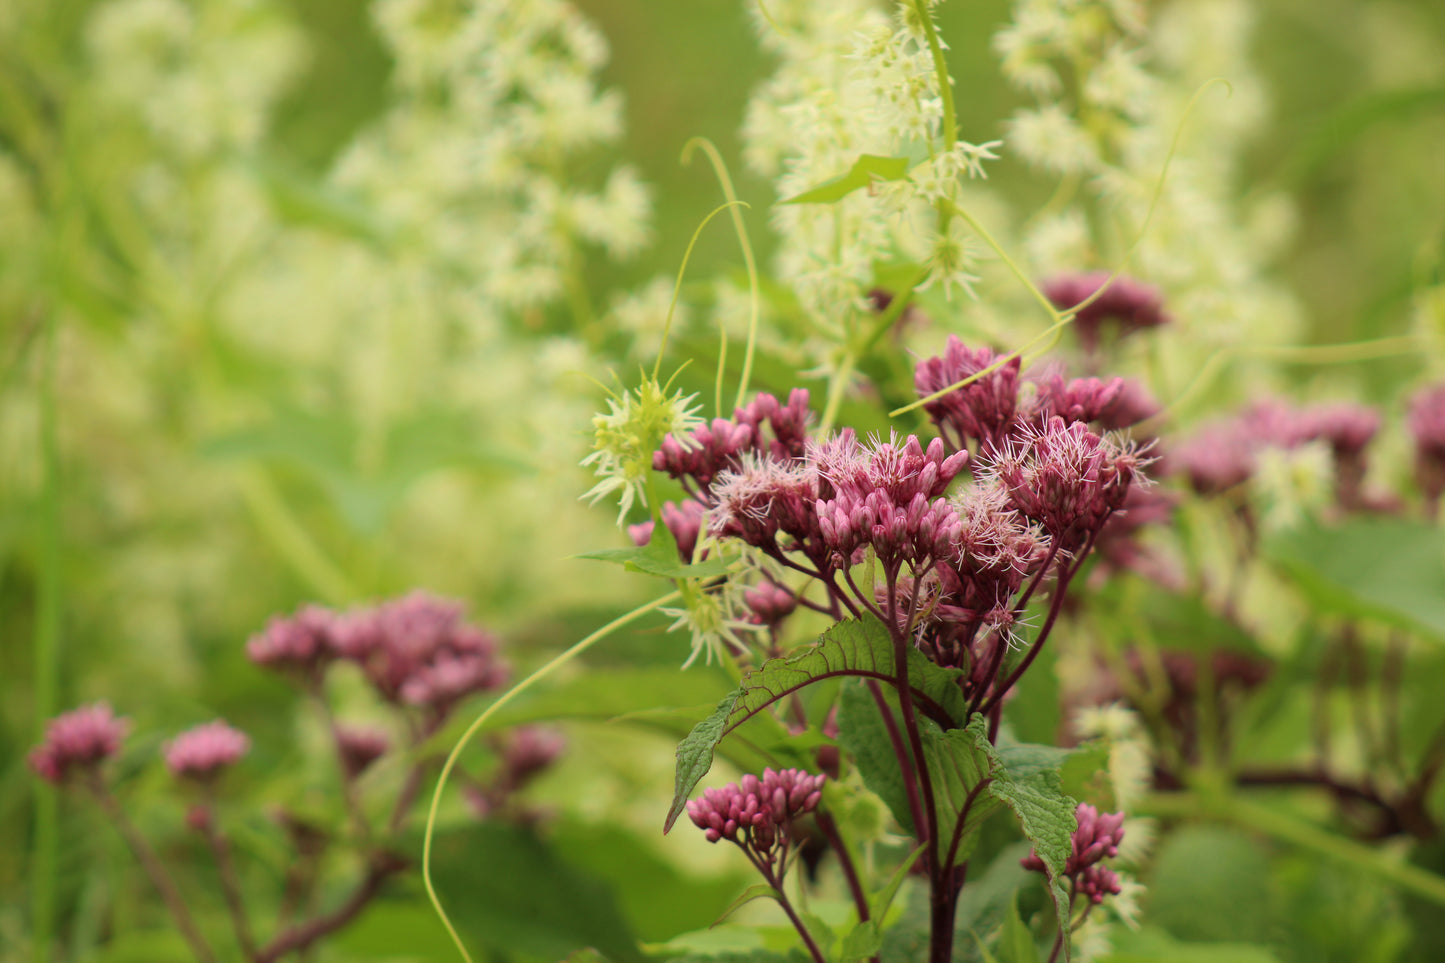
xmin=247 ymin=591 xmax=509 ymax=720
xmin=28 ymin=703 xmax=131 ymax=785
xmin=1170 ymin=399 xmax=1380 ymax=503
xmin=1409 ymin=383 xmax=1445 ymax=508
xmin=914 ymin=337 xmax=1023 ymax=454
xmin=687 ymin=768 xmax=826 ymax=863
xmin=985 ymin=418 xmax=1143 ymax=552
xmin=1042 ymin=271 xmax=1169 ymax=354
xmin=1022 ymin=802 xmax=1125 ymax=904
xmin=813 ymin=432 xmax=969 ymax=567
xmin=655 ymin=389 xmax=812 ymax=493
xmin=1028 ymin=370 xmax=1160 ymax=432
xmin=165 ymin=720 xmax=251 ymax=782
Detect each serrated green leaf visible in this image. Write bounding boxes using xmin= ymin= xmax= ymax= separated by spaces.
xmin=665 ymin=617 xmax=966 ymax=831
xmin=780 ymin=155 xmax=910 ymax=205
xmin=921 ymin=718 xmax=1007 ymax=865
xmin=576 ymin=521 xmax=734 ymax=579
xmin=947 ymin=723 xmax=1078 ymax=962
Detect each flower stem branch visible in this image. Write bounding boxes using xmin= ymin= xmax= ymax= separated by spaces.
xmin=89 ymin=780 xmax=218 ymax=963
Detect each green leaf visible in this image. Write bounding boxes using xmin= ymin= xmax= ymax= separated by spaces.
xmin=1147 ymin=826 xmax=1273 ymax=945
xmin=664 ymin=950 xmax=807 ymax=963
xmin=920 ymin=718 xmax=1007 ymax=863
xmin=780 ymin=155 xmax=910 ymax=205
xmin=997 ymin=894 xmax=1043 ymax=963
xmin=428 ymin=823 xmax=644 ymax=963
xmin=837 ymin=679 xmax=916 ymax=831
xmin=1264 ymin=517 xmax=1445 ymax=641
xmin=577 ymin=522 xmax=733 ymax=578
xmin=838 ymin=920 xmax=883 ymax=962
xmin=872 ymin=841 xmax=928 ymax=922
xmin=943 ymin=723 xmax=1078 ymax=961
xmin=551 ymin=821 xmax=752 ymax=943
xmin=711 ymin=884 xmax=782 ymax=929
xmin=665 ymin=616 xmax=966 ymax=831
xmin=333 ymin=901 xmax=474 ymax=960
xmin=1099 ymin=927 xmax=1283 ymax=963
xmin=245 ymin=153 xmax=391 ymax=247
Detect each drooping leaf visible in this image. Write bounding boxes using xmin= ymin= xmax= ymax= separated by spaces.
xmin=428 ymin=823 xmax=644 ymax=963
xmin=711 ymin=884 xmax=782 ymax=930
xmin=1265 ymin=517 xmax=1445 ymax=641
xmin=780 ymin=155 xmax=910 ymax=205
xmin=665 ymin=617 xmax=966 ymax=831
xmin=939 ymin=722 xmax=1078 ymax=961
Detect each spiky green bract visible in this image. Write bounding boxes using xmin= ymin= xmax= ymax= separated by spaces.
xmin=581 ymin=377 xmax=702 ymax=525
xmin=664 ymin=616 xmax=966 ymax=832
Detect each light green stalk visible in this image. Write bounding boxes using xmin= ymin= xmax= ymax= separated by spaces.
xmin=423 ymin=590 xmax=683 ymax=963
xmin=31 ymin=307 xmax=60 ymax=963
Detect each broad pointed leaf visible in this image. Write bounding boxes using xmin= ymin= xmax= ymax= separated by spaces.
xmin=578 ymin=520 xmax=734 ymax=578
xmin=665 ymin=617 xmax=966 ymax=831
xmin=780 ymin=155 xmax=910 ymax=205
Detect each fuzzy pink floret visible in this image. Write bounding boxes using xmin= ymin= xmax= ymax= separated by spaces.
xmin=28 ymin=703 xmax=130 ymax=784
xmin=166 ymin=720 xmax=250 ymax=780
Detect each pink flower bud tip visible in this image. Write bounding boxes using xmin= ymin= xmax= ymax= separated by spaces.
xmin=166 ymin=720 xmax=250 ymax=780
xmin=28 ymin=703 xmax=130 ymax=784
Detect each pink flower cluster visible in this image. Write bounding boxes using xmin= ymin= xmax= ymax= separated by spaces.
xmin=246 ymin=591 xmax=508 ymax=718
xmin=1169 ymin=399 xmax=1380 ymax=500
xmin=914 ymin=338 xmax=1023 ymax=455
xmin=1409 ymin=383 xmax=1445 ymax=507
xmin=28 ymin=703 xmax=130 ymax=784
xmin=1042 ymin=271 xmax=1169 ymax=354
xmin=687 ymin=768 xmax=826 ymax=856
xmin=1022 ymin=802 xmax=1125 ymax=904
xmin=165 ymin=720 xmax=250 ymax=781
xmin=656 ymin=389 xmax=812 ymax=492
xmin=335 ymin=725 xmax=390 ymax=779
xmin=813 ymin=432 xmax=970 ymax=566
xmin=913 ymin=336 xmax=1158 ymax=456
xmin=986 ymin=418 xmax=1144 ymax=552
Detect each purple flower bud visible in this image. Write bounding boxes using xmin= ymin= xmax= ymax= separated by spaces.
xmin=335 ymin=725 xmax=390 ymax=780
xmin=332 ymin=592 xmax=508 ymax=714
xmin=246 ymin=605 xmax=339 ymax=680
xmin=28 ymin=703 xmax=130 ymax=785
xmin=1409 ymin=384 xmax=1445 ymax=510
xmin=914 ymin=337 xmax=1022 ymax=454
xmin=166 ymin=720 xmax=250 ymax=781
xmin=687 ymin=768 xmax=826 ymax=859
xmin=1022 ymin=802 xmax=1126 ymax=902
xmin=743 ymin=582 xmax=797 ymax=627
xmin=1042 ymin=271 xmax=1169 ymax=354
